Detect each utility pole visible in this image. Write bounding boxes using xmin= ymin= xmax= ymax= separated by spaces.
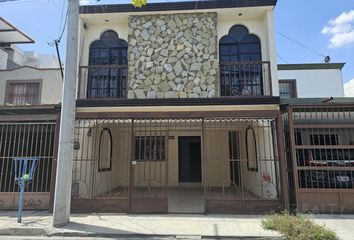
xmin=52 ymin=0 xmax=79 ymax=227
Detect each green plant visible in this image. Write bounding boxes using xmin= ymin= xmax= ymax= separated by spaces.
xmin=261 ymin=211 xmax=338 ymax=240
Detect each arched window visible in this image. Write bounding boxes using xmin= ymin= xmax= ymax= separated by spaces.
xmin=88 ymin=30 xmax=128 ymax=99
xmin=219 ymin=25 xmax=263 ymax=96
xmin=245 ymin=126 xmax=258 ymax=172
xmin=98 ymin=128 xmax=113 ymax=172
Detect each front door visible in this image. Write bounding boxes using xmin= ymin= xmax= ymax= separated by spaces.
xmin=178 ymin=136 xmax=202 ymax=183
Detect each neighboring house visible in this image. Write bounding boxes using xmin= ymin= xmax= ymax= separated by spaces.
xmin=281 ymin=98 xmax=354 ymax=213
xmin=70 ymin=0 xmax=288 ymax=214
xmin=0 ymin=18 xmax=60 ymax=211
xmin=0 ymin=66 xmax=62 ymax=106
xmin=277 ymin=63 xmax=345 ymax=98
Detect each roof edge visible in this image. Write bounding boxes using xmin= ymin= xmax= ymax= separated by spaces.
xmin=0 ymin=17 xmax=35 ymax=44
xmin=278 ymin=63 xmax=345 ymax=71
xmin=79 ymin=0 xmax=277 ymax=14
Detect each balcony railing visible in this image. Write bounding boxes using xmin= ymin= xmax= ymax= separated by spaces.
xmin=78 ymin=61 xmax=272 ymax=100
xmin=78 ymin=64 xmax=127 ymax=99
xmin=220 ymin=61 xmax=272 ymax=97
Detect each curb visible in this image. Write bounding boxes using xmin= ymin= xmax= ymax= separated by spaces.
xmin=0 ymin=228 xmax=48 ymax=236
xmin=0 ymin=227 xmax=283 ymax=239
xmin=0 ymin=229 xmax=283 ymax=239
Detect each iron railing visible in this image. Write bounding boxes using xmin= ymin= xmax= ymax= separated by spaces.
xmin=78 ymin=64 xmax=127 ymax=99
xmin=220 ymin=61 xmax=272 ymax=97
xmin=78 ymin=61 xmax=273 ymax=100
xmin=0 ymin=122 xmax=56 ymax=193
xmin=71 ymin=117 xmax=282 ymax=213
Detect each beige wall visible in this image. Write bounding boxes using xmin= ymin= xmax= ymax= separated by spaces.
xmin=0 ymin=67 xmax=62 ymax=105
xmin=73 ymin=120 xmax=279 ymax=200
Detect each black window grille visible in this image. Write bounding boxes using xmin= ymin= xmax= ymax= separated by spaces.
xmin=88 ymin=30 xmax=128 ymax=99
xmin=135 ymin=136 xmax=165 ymax=161
xmin=219 ymin=25 xmax=263 ymax=96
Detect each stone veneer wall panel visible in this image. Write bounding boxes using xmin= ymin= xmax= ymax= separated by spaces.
xmin=128 ymin=13 xmax=218 ymax=99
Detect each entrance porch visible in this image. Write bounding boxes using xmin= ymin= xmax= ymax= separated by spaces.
xmin=71 ymin=107 xmax=287 ymax=214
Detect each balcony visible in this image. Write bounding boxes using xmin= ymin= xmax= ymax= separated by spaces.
xmin=78 ymin=64 xmax=127 ymax=99
xmin=78 ymin=61 xmax=272 ymax=100
xmin=220 ymin=61 xmax=272 ymax=97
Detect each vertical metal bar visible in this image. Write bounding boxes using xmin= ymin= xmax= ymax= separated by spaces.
xmin=268 ymin=62 xmax=272 ymax=96
xmin=288 ymin=106 xmax=300 ymax=211
xmin=0 ymin=124 xmax=6 ymax=191
xmin=50 ymin=112 xmax=61 ymax=212
xmin=9 ymin=124 xmax=18 ymax=192
xmin=202 ymin=118 xmax=207 ymax=213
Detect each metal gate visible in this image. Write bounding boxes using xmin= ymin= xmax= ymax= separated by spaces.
xmin=130 ymin=119 xmax=169 ymax=213
xmin=71 ymin=119 xmax=169 ymax=213
xmin=284 ymin=104 xmax=354 ymax=213
xmin=0 ymin=122 xmax=56 ymax=210
xmin=204 ymin=117 xmax=283 ymax=214
xmin=72 ymin=115 xmax=286 ymax=214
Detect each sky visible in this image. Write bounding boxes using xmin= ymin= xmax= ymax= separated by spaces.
xmin=0 ymin=0 xmax=353 ymax=95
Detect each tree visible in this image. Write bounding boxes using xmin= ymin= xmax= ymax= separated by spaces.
xmin=132 ymin=0 xmax=147 ymax=7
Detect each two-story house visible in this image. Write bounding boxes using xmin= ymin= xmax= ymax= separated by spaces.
xmin=0 ymin=17 xmax=61 ymax=211
xmin=69 ymin=0 xmax=289 ymax=214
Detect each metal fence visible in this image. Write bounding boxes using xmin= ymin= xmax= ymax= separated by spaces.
xmin=284 ymin=105 xmax=354 ymax=213
xmin=71 ymin=116 xmax=283 ymax=214
xmin=0 ymin=122 xmax=56 ymax=209
xmin=220 ymin=61 xmax=272 ymax=97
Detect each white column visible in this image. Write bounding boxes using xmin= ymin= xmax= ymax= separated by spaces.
xmin=265 ymin=10 xmax=279 ymax=96
xmin=52 ymin=0 xmax=79 ymax=227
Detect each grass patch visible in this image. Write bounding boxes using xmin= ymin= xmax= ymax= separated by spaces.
xmin=261 ymin=211 xmax=338 ymax=240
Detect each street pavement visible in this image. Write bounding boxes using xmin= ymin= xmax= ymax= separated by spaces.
xmin=0 ymin=211 xmax=353 ymax=239
xmin=0 ymin=211 xmax=281 ymax=239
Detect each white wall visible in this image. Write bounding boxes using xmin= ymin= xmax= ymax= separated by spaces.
xmin=79 ymin=6 xmax=279 ymax=96
xmin=278 ymin=68 xmax=345 ymax=98
xmin=0 ymin=67 xmax=62 ymax=105
xmin=0 ymin=49 xmax=8 ymax=70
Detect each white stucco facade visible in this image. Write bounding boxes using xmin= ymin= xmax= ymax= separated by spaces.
xmin=278 ymin=64 xmax=345 ymax=98
xmin=0 ymin=66 xmax=63 ymax=105
xmin=78 ymin=6 xmax=279 ymax=96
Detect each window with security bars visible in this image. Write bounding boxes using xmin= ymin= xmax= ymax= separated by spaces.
xmin=6 ymin=82 xmax=40 ymax=105
xmin=88 ymin=30 xmax=128 ymax=99
xmin=279 ymin=80 xmax=297 ymax=98
xmin=219 ymin=25 xmax=263 ymax=96
xmin=135 ymin=136 xmax=165 ymax=161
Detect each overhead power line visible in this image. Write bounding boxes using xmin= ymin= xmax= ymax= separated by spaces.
xmin=276 ymin=31 xmax=327 ymax=58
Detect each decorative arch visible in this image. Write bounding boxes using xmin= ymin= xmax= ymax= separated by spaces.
xmin=245 ymin=125 xmax=258 ymax=172
xmin=88 ymin=30 xmax=128 ymax=98
xmin=219 ymin=25 xmax=262 ymax=62
xmin=98 ymin=128 xmax=113 ymax=172
xmin=219 ymin=25 xmax=263 ymax=96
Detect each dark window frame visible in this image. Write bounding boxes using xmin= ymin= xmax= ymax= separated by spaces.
xmin=98 ymin=128 xmax=113 ymax=172
xmin=88 ymin=30 xmax=128 ymax=99
xmin=135 ymin=136 xmax=166 ymax=162
xmin=5 ymin=79 xmax=42 ymax=105
xmin=219 ymin=25 xmax=263 ymax=96
xmin=279 ymin=79 xmax=297 ymax=98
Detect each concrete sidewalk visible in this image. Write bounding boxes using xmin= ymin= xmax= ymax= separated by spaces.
xmin=0 ymin=211 xmax=353 ymax=239
xmin=0 ymin=211 xmax=281 ymax=239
